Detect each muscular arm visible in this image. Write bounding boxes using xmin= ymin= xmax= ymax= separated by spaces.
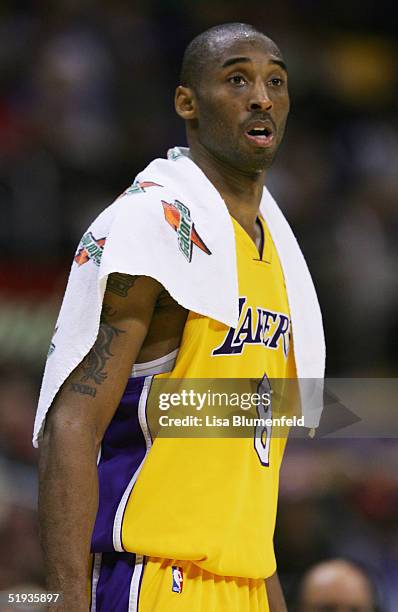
xmin=38 ymin=274 xmax=162 ymax=611
xmin=265 ymin=571 xmax=287 ymax=612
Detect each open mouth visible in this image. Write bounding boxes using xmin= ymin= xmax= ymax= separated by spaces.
xmin=245 ymin=125 xmax=274 ymax=147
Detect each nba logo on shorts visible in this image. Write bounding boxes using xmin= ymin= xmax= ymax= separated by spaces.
xmin=171 ymin=566 xmax=183 ymax=593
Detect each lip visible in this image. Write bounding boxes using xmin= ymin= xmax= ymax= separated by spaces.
xmin=244 ymin=120 xmax=275 ymax=148
xmin=245 ymin=132 xmax=274 ymax=148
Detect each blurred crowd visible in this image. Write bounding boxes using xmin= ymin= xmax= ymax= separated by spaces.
xmin=0 ymin=0 xmax=397 ymax=609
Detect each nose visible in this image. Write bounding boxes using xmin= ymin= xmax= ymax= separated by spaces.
xmin=248 ymin=81 xmax=273 ymax=112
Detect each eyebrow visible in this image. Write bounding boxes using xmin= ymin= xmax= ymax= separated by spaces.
xmin=222 ymin=56 xmax=251 ymax=68
xmin=270 ymin=58 xmax=288 ymax=72
xmin=221 ymin=56 xmax=288 ymax=72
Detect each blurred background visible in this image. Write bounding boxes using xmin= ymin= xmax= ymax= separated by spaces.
xmin=0 ymin=0 xmax=397 ymax=609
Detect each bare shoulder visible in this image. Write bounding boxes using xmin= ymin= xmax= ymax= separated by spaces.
xmin=43 ymin=273 xmax=165 ymax=441
xmin=105 ymin=273 xmax=163 ymax=308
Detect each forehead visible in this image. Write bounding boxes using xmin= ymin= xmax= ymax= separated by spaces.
xmin=210 ymin=34 xmax=283 ymax=68
xmin=303 ymin=569 xmax=373 ymax=606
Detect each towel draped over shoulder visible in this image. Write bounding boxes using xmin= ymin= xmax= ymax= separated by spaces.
xmin=33 ymin=147 xmax=325 ymax=446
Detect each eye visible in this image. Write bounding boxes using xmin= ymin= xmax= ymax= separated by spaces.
xmin=268 ymin=77 xmax=284 ymax=87
xmin=228 ymin=74 xmax=247 ymax=87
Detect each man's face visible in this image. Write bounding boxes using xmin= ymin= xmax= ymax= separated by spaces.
xmin=192 ymin=36 xmax=290 ymax=173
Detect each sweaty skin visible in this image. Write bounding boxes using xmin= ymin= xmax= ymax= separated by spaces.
xmin=39 ymin=31 xmax=290 ymax=612
xmin=176 ymin=33 xmax=289 ymax=245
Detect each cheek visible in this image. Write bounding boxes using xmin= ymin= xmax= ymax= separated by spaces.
xmin=198 ymin=108 xmax=234 ymax=137
xmin=278 ymin=93 xmax=290 ymax=113
xmin=274 ymin=96 xmax=290 ymax=123
xmin=197 ymin=92 xmax=242 ymax=130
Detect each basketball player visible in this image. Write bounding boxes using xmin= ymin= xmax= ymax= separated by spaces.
xmin=296 ymin=559 xmax=378 ymax=612
xmin=39 ymin=23 xmax=305 ymax=611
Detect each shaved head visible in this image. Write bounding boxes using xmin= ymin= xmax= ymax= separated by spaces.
xmin=175 ymin=22 xmax=289 ymax=174
xmin=180 ymin=22 xmax=282 ymax=90
xmin=298 ymin=559 xmax=377 ymax=612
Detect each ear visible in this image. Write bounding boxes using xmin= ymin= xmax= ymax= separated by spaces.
xmin=175 ymin=86 xmax=197 ymax=120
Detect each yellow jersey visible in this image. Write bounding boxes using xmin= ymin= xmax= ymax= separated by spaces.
xmin=92 ymin=216 xmax=296 ymax=580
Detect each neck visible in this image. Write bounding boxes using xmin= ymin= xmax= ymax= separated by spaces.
xmin=188 ymin=139 xmax=266 ymax=240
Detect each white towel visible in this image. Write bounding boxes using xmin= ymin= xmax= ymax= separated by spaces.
xmin=33 ymin=146 xmax=325 ymax=446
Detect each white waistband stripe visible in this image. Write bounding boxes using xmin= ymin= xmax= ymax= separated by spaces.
xmin=130 ymin=348 xmax=179 ymax=378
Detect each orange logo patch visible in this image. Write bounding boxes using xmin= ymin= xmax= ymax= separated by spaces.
xmin=74 ymin=233 xmax=106 ymax=267
xmin=162 ymin=199 xmax=211 ymax=262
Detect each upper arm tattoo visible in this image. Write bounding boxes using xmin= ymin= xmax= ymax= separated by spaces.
xmin=70 ymin=305 xmax=125 ymax=398
xmin=107 ymin=273 xmax=138 ymax=298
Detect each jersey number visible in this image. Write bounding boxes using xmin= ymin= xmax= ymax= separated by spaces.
xmin=254 ymin=374 xmax=272 ymax=466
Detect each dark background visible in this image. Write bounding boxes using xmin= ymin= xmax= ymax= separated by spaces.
xmin=0 ymin=1 xmax=397 ymax=609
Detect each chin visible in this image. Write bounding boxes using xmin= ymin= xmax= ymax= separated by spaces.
xmin=238 ymin=149 xmax=276 ymax=173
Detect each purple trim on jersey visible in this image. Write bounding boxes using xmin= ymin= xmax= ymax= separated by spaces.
xmin=95 ymin=552 xmax=137 ymax=611
xmin=91 ymin=377 xmax=148 ymax=552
